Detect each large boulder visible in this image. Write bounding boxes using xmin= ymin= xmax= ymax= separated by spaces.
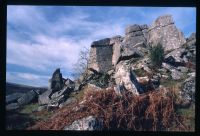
xmin=114 ymin=61 xmax=143 ymax=95
xmin=63 ymin=116 xmax=103 ymax=130
xmin=164 ymin=48 xmax=186 ymax=66
xmin=49 ymin=68 xmax=64 ymax=91
xmin=6 ymin=93 xmax=24 ymax=105
xmin=38 ymin=89 xmax=52 ymax=105
xmin=17 ymin=90 xmax=37 ymax=105
xmin=88 ymin=38 xmax=113 ymax=73
xmin=121 ymin=24 xmax=148 ymax=58
xmin=148 ymin=15 xmax=186 ymax=52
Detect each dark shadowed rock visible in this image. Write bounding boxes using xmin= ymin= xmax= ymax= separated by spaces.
xmin=63 ymin=116 xmax=103 ymax=130
xmin=91 ymin=38 xmax=110 ymax=47
xmin=148 ymin=15 xmax=186 ymax=52
xmin=50 ymin=68 xmax=64 ymax=91
xmin=17 ymin=90 xmax=37 ymax=105
xmin=164 ymin=48 xmax=186 ymax=66
xmin=6 ymin=93 xmax=24 ymax=105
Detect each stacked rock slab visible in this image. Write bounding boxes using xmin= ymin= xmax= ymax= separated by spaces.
xmin=148 ymin=15 xmax=186 ymax=52
xmin=88 ymin=38 xmax=113 ymax=73
xmin=121 ymin=24 xmax=148 ymax=58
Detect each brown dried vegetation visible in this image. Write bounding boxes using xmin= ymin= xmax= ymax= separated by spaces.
xmin=28 ymin=87 xmax=192 ymax=131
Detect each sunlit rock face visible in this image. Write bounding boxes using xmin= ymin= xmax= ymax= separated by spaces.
xmin=147 ymin=15 xmax=186 ymax=52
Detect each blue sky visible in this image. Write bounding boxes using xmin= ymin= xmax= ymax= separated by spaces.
xmin=6 ymin=6 xmax=196 ymax=87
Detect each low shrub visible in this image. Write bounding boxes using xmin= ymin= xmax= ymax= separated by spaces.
xmin=149 ymin=43 xmax=164 ymax=68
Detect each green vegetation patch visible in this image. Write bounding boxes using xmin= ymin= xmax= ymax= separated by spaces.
xmin=134 ymin=68 xmax=147 ymax=77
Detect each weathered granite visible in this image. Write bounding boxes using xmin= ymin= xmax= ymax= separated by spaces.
xmin=114 ymin=60 xmax=143 ymax=95
xmin=88 ymin=38 xmax=113 ymax=73
xmin=148 ymin=15 xmax=186 ymax=52
xmin=122 ymin=24 xmax=148 ymax=58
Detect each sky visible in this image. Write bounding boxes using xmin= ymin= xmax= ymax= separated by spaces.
xmin=6 ymin=6 xmax=196 ymax=87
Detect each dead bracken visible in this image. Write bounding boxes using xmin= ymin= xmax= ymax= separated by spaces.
xmin=28 ymin=87 xmax=192 ymax=131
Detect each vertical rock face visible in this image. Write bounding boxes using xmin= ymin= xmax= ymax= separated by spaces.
xmin=88 ymin=38 xmax=113 ymax=73
xmin=110 ymin=35 xmax=123 ymax=66
xmin=148 ymin=15 xmax=186 ymax=52
xmin=121 ymin=24 xmax=148 ymax=57
xmin=50 ymin=68 xmax=64 ymax=91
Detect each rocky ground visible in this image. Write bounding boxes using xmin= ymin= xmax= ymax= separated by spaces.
xmin=6 ymin=14 xmax=195 ymax=131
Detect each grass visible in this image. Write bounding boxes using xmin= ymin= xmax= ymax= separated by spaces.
xmin=160 ymin=72 xmax=189 ymax=88
xmin=171 ymin=103 xmax=195 ymax=131
xmin=19 ymin=103 xmax=39 ymax=114
xmin=69 ymin=87 xmax=85 ymax=100
xmin=6 ymin=102 xmax=54 ymax=130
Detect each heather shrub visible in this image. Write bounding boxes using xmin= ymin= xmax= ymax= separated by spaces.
xmin=149 ymin=43 xmax=164 ymax=68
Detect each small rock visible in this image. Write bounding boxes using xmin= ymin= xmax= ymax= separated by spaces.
xmin=161 ymin=75 xmax=169 ymax=80
xmin=162 ymin=62 xmax=172 ymax=70
xmin=181 ymin=77 xmax=195 ymax=102
xmin=177 ymin=66 xmax=188 ymax=73
xmin=6 ymin=103 xmax=20 ymax=111
xmin=171 ymin=69 xmax=183 ymax=80
xmin=63 ymin=116 xmax=103 ymax=130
